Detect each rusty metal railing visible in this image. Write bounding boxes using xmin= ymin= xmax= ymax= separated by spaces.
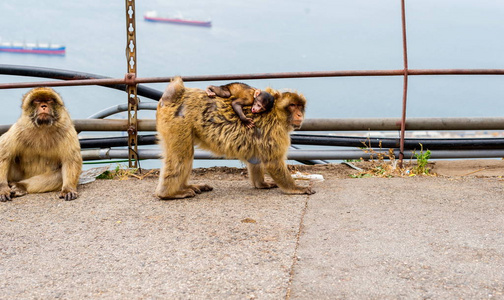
xmin=2 ymin=69 xmax=504 ymax=90
xmin=399 ymin=0 xmax=409 ymax=167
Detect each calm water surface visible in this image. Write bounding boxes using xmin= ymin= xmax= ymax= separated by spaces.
xmin=1 ymin=0 xmax=503 ymax=167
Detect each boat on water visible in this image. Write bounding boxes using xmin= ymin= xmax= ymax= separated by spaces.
xmin=0 ymin=41 xmax=66 ymax=55
xmin=144 ymin=10 xmax=211 ymax=27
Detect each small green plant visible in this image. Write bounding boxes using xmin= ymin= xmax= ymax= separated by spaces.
xmin=350 ymin=173 xmax=373 ymax=178
xmin=96 ymin=164 xmax=141 ymax=180
xmin=412 ymin=143 xmax=431 ymax=175
xmin=96 ymin=170 xmax=114 ymax=179
xmin=344 ymin=159 xmax=363 ymax=163
xmin=349 ymin=140 xmax=404 ymax=178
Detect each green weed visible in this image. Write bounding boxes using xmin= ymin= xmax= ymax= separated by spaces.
xmin=412 ymin=143 xmax=432 ymax=175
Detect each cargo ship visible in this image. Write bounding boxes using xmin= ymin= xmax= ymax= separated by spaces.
xmin=144 ymin=11 xmax=211 ymax=27
xmin=0 ymin=42 xmax=66 ymax=55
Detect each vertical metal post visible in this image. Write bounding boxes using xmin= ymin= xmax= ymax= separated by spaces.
xmin=399 ymin=0 xmax=409 ymax=168
xmin=125 ymin=0 xmax=139 ymax=168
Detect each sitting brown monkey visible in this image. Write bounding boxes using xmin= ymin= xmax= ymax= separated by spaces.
xmin=0 ymin=87 xmax=82 ymax=202
xmin=206 ymin=82 xmax=274 ymax=128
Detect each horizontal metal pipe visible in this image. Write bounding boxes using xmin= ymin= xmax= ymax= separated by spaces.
xmin=87 ymin=102 xmax=158 ymax=119
xmin=291 ymin=134 xmax=504 ymax=150
xmin=1 ymin=117 xmax=503 ymax=135
xmin=299 ymin=117 xmax=504 ymax=131
xmin=286 ymin=149 xmax=504 ymax=160
xmin=80 ymin=135 xmax=157 ymax=148
xmin=71 ymin=116 xmax=504 ymax=132
xmin=73 ymin=119 xmax=155 ymax=132
xmin=77 ymin=134 xmax=504 ymax=150
xmin=2 ymin=68 xmax=504 ymax=89
xmin=81 ymin=148 xmax=504 ymax=161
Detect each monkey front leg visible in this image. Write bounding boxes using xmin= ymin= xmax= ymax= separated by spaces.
xmin=232 ymin=100 xmax=255 ymax=128
xmin=264 ymin=161 xmax=315 ymax=195
xmin=0 ymin=174 xmax=12 ymax=202
xmin=60 ymin=158 xmax=81 ymax=201
xmin=0 ymin=155 xmax=13 ymax=201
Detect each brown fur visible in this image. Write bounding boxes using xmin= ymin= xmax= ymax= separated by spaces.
xmin=156 ymin=77 xmax=314 ymax=200
xmin=0 ymin=87 xmax=82 ymax=201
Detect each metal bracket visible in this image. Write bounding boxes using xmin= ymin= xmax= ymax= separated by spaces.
xmin=125 ymin=0 xmax=138 ymax=168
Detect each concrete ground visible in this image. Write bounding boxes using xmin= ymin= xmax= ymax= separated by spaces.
xmin=0 ymin=160 xmax=503 ymax=299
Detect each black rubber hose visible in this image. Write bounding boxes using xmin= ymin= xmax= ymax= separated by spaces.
xmin=0 ymin=64 xmax=163 ymax=100
xmin=79 ymin=134 xmax=504 ymax=150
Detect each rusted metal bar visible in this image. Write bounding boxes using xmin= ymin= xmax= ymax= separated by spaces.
xmin=299 ymin=117 xmax=504 ymax=131
xmin=2 ymin=69 xmax=504 ymax=90
xmin=3 ymin=117 xmax=502 ymax=135
xmin=125 ymin=0 xmax=139 ymax=168
xmin=399 ymin=0 xmax=409 ymax=168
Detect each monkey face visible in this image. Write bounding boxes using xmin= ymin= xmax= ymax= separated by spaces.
xmin=22 ymin=87 xmax=64 ymax=127
xmin=278 ymin=91 xmax=306 ymax=129
xmin=251 ymin=101 xmax=265 ymax=114
xmin=29 ymin=98 xmax=60 ymax=126
xmin=252 ymin=92 xmax=274 ymax=114
xmin=288 ymin=102 xmax=305 ymax=129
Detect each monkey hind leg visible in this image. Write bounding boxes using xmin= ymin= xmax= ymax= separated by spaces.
xmin=156 ymin=160 xmax=196 ymax=200
xmin=16 ymin=172 xmax=63 ymax=195
xmin=155 ymin=137 xmax=201 ymax=200
xmin=247 ymin=162 xmax=278 ymax=189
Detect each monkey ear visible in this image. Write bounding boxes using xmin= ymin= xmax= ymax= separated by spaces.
xmin=253 ymin=89 xmax=261 ymax=98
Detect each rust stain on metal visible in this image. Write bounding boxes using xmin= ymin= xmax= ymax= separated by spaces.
xmin=399 ymin=0 xmax=409 ymax=168
xmin=2 ymin=69 xmax=504 ymax=90
xmin=125 ymin=0 xmax=139 ymax=168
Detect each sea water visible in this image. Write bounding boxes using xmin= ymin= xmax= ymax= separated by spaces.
xmin=1 ymin=0 xmax=503 ymax=168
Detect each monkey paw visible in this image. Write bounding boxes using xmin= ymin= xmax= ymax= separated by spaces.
xmin=244 ymin=118 xmax=255 ymax=129
xmin=188 ymin=184 xmax=213 ymax=194
xmin=283 ymin=186 xmax=316 ymax=195
xmin=0 ymin=193 xmax=12 ymax=202
xmin=303 ymin=187 xmax=316 ymax=195
xmin=157 ymin=188 xmax=197 ymax=200
xmin=10 ymin=184 xmax=27 ymax=198
xmin=59 ymin=190 xmax=78 ymax=201
xmin=254 ymin=182 xmax=278 ymax=189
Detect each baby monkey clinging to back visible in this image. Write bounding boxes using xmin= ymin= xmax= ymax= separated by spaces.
xmin=206 ymin=82 xmax=274 ymax=128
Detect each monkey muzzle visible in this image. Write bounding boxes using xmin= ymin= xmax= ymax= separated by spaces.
xmin=34 ymin=113 xmax=54 ymax=126
xmin=292 ymin=120 xmax=303 ymax=129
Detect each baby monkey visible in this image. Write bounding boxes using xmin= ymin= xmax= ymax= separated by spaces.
xmin=206 ymin=82 xmax=274 ymax=128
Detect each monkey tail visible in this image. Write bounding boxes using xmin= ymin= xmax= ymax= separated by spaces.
xmin=159 ymin=76 xmax=186 ymax=106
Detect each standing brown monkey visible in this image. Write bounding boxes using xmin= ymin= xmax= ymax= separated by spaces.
xmin=206 ymin=82 xmax=274 ymax=128
xmin=0 ymin=87 xmax=82 ymax=201
xmin=156 ymin=77 xmax=314 ymax=200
